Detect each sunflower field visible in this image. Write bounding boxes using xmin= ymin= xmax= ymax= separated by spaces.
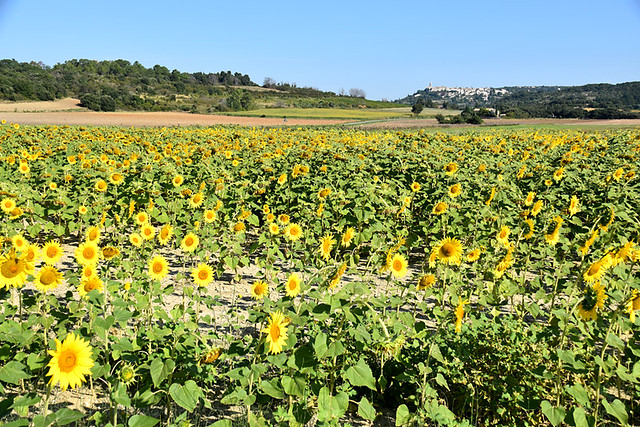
xmin=0 ymin=123 xmax=639 ymax=426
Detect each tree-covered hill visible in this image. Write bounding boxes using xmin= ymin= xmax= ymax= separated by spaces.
xmin=398 ymin=82 xmax=640 ymax=119
xmin=0 ymin=59 xmax=403 ymax=113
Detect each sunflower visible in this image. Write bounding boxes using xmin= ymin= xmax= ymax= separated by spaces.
xmin=278 ymin=214 xmax=290 ymax=225
xmin=269 ymin=222 xmax=280 ymax=235
xmin=1 ymin=198 xmax=16 ymax=214
xmin=78 ymin=205 xmax=88 ymax=215
xmin=318 ymin=188 xmax=332 ymax=200
xmin=18 ymin=162 xmax=30 ymax=174
xmin=35 ymin=266 xmax=64 ymax=293
xmin=0 ymin=249 xmax=31 ymax=289
xmin=583 ymin=258 xmax=608 ymax=283
xmin=266 ymin=213 xmax=276 ymax=222
xmin=485 ymin=187 xmax=496 ymax=206
xmin=181 ymin=233 xmax=199 ymax=252
xmin=432 ymin=201 xmax=448 ymax=215
xmin=189 ymin=192 xmax=204 ymax=208
xmin=11 ymin=234 xmax=28 ymax=252
xmin=158 ymin=224 xmax=173 ymax=245
xmin=78 ymin=275 xmax=104 ymax=297
xmin=466 ymin=248 xmax=482 ymax=262
xmin=251 ymin=280 xmax=269 ymax=300
xmin=102 ymin=246 xmax=120 ymax=260
xmin=531 ymin=200 xmax=544 ymax=217
xmin=524 ymin=218 xmax=535 ymax=240
xmin=172 ymin=175 xmax=184 ymax=187
xmin=544 ymin=216 xmax=563 ymax=246
xmin=284 ymin=223 xmax=303 ymax=241
xmin=140 ymin=223 xmax=156 ymax=241
xmin=262 ymin=311 xmax=289 ymax=354
xmin=577 ymin=282 xmax=607 ymax=321
xmin=496 ymin=226 xmax=510 ymax=247
xmin=340 ymin=227 xmax=355 ymax=247
xmin=316 ymin=203 xmax=325 ymax=217
xmin=204 ymin=209 xmax=217 ymax=223
xmin=432 ymin=238 xmax=464 ymax=265
xmin=389 ymin=253 xmax=408 ymax=278
xmin=416 ymin=274 xmax=435 ymax=291
xmin=553 ymin=167 xmax=565 ymax=182
xmin=285 ymin=273 xmax=301 ymax=297
xmin=81 ymin=265 xmax=97 ymax=281
xmin=319 ymin=234 xmax=336 ymax=261
xmin=579 ymin=230 xmax=599 ymax=256
xmin=524 ymin=191 xmax=536 ymax=206
xmin=329 ymin=262 xmax=348 ymax=289
xmin=135 ymin=211 xmax=149 ymax=226
xmin=129 ymin=233 xmax=143 ymax=248
xmin=277 ymin=174 xmax=287 ymax=185
xmin=191 ymin=263 xmax=214 ymax=287
xmin=410 ymin=182 xmax=421 ymax=192
xmin=626 ymin=290 xmax=640 ymax=323
xmin=448 ymin=183 xmax=462 ymax=198
xmin=75 ymin=241 xmax=101 ymax=266
xmin=46 ymin=333 xmax=94 ymax=391
xmin=568 ymin=195 xmax=579 ymax=216
xmin=95 ymin=179 xmax=108 ymax=192
xmin=9 ymin=207 xmax=23 ymax=219
xmin=148 ymin=255 xmax=169 ymax=281
xmin=23 ymin=244 xmax=40 ymax=264
xmin=109 ymin=172 xmax=124 ymax=185
xmin=613 ymin=241 xmax=636 ymax=266
xmin=41 ymin=241 xmax=64 ymax=265
xmin=455 ymin=298 xmax=470 ymax=333
xmin=233 ymin=222 xmax=246 ymax=234
xmin=86 ymin=226 xmax=101 ymax=243
xmin=444 ymin=162 xmax=458 ymax=175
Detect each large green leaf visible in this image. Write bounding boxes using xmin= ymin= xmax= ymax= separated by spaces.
xmin=345 ymin=357 xmax=376 ymax=390
xmin=169 ymin=380 xmax=203 ymax=413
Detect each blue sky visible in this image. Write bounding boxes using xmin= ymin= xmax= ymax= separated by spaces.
xmin=1 ymin=0 xmax=639 ymax=100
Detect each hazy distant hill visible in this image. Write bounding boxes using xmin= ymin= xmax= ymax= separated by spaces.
xmin=0 ymin=59 xmax=402 ymax=113
xmin=397 ymin=82 xmax=640 ymax=119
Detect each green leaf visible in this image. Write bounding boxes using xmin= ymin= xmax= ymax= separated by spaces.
xmin=55 ymin=408 xmax=85 ymax=426
xmin=565 ymin=384 xmax=590 ymax=408
xmin=314 ymin=332 xmax=328 ymax=359
xmin=0 ymin=361 xmax=30 ymax=384
xmin=605 ymin=333 xmax=625 ymax=352
xmin=128 ymin=415 xmax=160 ymax=427
xmin=259 ymin=379 xmax=284 ymax=399
xmin=571 ymin=406 xmax=589 ymax=427
xmin=169 ymin=380 xmax=203 ymax=413
xmin=10 ymin=393 xmax=41 ymax=409
xmin=429 ymin=344 xmax=444 ymax=364
xmin=357 ymin=396 xmax=376 ymax=421
xmin=345 ymin=357 xmax=376 ymax=390
xmin=150 ymin=358 xmax=174 ymax=388
xmin=602 ymin=398 xmax=627 ymax=425
xmin=3 ymin=420 xmax=30 ymax=427
xmin=281 ymin=375 xmax=305 ymax=397
xmin=541 ymin=400 xmax=566 ymax=426
xmin=317 ymin=387 xmax=348 ymax=423
xmin=395 ymin=404 xmax=411 ymax=426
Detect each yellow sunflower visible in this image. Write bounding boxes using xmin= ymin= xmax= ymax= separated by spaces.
xmin=140 ymin=223 xmax=156 ymax=241
xmin=233 ymin=222 xmax=246 ymax=234
xmin=75 ymin=241 xmax=101 ymax=266
xmin=466 ymin=248 xmax=482 ymax=262
xmin=531 ymin=200 xmax=544 ymax=217
xmin=95 ymin=179 xmax=108 ymax=193
xmin=319 ymin=234 xmax=336 ymax=261
xmin=577 ymin=282 xmax=607 ymax=321
xmin=204 ymin=209 xmax=217 ymax=223
xmin=1 ymin=198 xmax=16 ymax=214
xmin=626 ymin=290 xmax=640 ymax=323
xmin=448 ymin=183 xmax=462 ymax=198
xmin=109 ymin=172 xmax=124 ymax=185
xmin=444 ymin=162 xmax=458 ymax=175
xmin=389 ymin=253 xmax=408 ymax=278
xmin=86 ymin=226 xmax=101 ymax=243
xmin=432 ymin=238 xmax=464 ymax=265
xmin=262 ymin=311 xmax=289 ymax=354
xmin=277 ymin=174 xmax=287 ymax=185
xmin=129 ymin=233 xmax=143 ymax=248
xmin=278 ymin=214 xmax=290 ymax=225
xmin=78 ymin=275 xmax=104 ymax=297
xmin=285 ymin=273 xmax=301 ymax=297
xmin=251 ymin=280 xmax=269 ymax=300
xmin=0 ymin=249 xmax=31 ymax=289
xmin=180 ymin=233 xmax=199 ymax=252
xmin=496 ymin=226 xmax=510 ymax=247
xmin=34 ymin=265 xmax=64 ymax=293
xmin=416 ymin=274 xmax=435 ymax=291
xmin=568 ymin=195 xmax=580 ymax=216
xmin=192 ymin=263 xmax=214 ymax=287
xmin=158 ymin=224 xmax=173 ymax=245
xmin=268 ymin=222 xmax=280 ymax=235
xmin=22 ymin=244 xmax=40 ymax=264
xmin=455 ymin=297 xmax=470 ymax=333
xmin=341 ymin=227 xmax=355 ymax=247
xmin=583 ymin=258 xmax=608 ymax=283
xmin=135 ymin=211 xmax=149 ymax=226
xmin=78 ymin=205 xmax=88 ymax=215
xmin=148 ymin=255 xmax=169 ymax=281
xmin=432 ymin=201 xmax=448 ymax=215
xmin=410 ymin=182 xmax=421 ymax=192
xmin=189 ymin=192 xmax=204 ymax=208
xmin=284 ymin=223 xmax=303 ymax=242
xmin=102 ymin=246 xmax=120 ymax=260
xmin=11 ymin=234 xmax=28 ymax=252
xmin=47 ymin=333 xmax=94 ymax=391
xmin=524 ymin=191 xmax=536 ymax=206
xmin=172 ymin=175 xmax=184 ymax=187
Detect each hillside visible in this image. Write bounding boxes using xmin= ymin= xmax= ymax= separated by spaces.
xmin=398 ymin=82 xmax=640 ymax=119
xmin=0 ymin=59 xmax=403 ymax=113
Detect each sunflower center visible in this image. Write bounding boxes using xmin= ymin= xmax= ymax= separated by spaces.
xmin=270 ymin=324 xmax=280 ymax=340
xmin=84 ymin=281 xmax=96 ymax=292
xmin=440 ymin=243 xmax=454 ymax=257
xmin=393 ymin=259 xmax=403 ymax=271
xmin=153 ymin=263 xmax=163 ymax=273
xmin=83 ymin=248 xmax=95 ymax=259
xmin=198 ymin=270 xmax=208 ymax=280
xmin=47 ymin=247 xmax=58 ymax=258
xmin=587 ymin=263 xmax=601 ymax=277
xmin=185 ymin=237 xmax=194 ymax=246
xmin=58 ymin=350 xmax=77 ymax=372
xmin=160 ymin=229 xmax=169 ymax=239
xmin=288 ymin=280 xmax=297 ymax=290
xmin=2 ymin=260 xmax=20 ymax=278
xmin=40 ymin=270 xmax=57 ymax=286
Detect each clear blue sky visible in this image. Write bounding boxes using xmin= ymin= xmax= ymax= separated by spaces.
xmin=1 ymin=0 xmax=639 ymax=101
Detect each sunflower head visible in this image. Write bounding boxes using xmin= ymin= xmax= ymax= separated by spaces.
xmin=261 ymin=311 xmax=289 ymax=354
xmin=192 ymin=263 xmax=213 ymax=287
xmin=251 ymin=280 xmax=269 ymax=300
xmin=285 ymin=273 xmax=301 ymax=297
xmin=47 ymin=333 xmax=94 ymax=390
xmin=433 ymin=238 xmax=464 ymax=265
